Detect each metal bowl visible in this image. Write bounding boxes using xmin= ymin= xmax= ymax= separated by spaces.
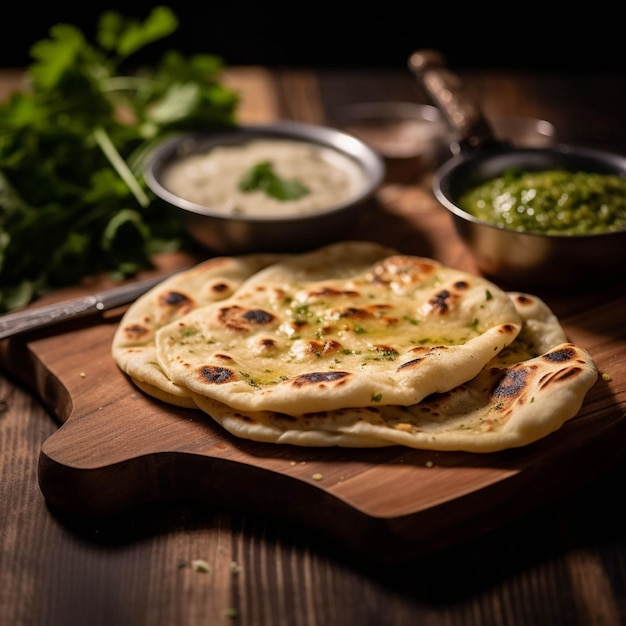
xmin=330 ymin=101 xmax=449 ymax=161
xmin=143 ymin=120 xmax=385 ymax=254
xmin=409 ymin=49 xmax=626 ymax=292
xmin=434 ymin=145 xmax=626 ymax=291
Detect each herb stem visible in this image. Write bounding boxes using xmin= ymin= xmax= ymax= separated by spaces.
xmin=93 ymin=126 xmax=150 ymax=207
xmin=101 ymin=76 xmax=159 ymax=93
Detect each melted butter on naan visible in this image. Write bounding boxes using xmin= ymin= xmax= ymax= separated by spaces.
xmin=112 ymin=242 xmax=398 ymax=406
xmin=189 ymin=292 xmax=598 ymax=452
xmin=155 ymin=253 xmax=522 ymax=413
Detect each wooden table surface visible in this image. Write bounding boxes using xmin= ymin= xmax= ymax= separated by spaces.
xmin=2 ymin=63 xmax=626 ymax=626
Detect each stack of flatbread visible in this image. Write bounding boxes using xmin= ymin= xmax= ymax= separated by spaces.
xmin=112 ymin=241 xmax=598 ymax=452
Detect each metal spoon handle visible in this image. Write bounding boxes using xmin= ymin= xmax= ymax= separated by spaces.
xmin=408 ymin=50 xmax=505 ymax=155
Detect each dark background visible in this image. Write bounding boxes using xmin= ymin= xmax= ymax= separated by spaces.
xmin=5 ymin=2 xmax=626 ymax=72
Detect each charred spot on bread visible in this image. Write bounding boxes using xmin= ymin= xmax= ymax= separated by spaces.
xmin=544 ymin=345 xmax=577 ymax=363
xmin=198 ymin=365 xmax=235 ymax=384
xmin=160 ymin=291 xmax=191 ymax=307
xmin=289 ymin=371 xmax=350 ymax=386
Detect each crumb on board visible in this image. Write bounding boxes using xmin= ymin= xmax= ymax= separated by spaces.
xmin=177 ymin=558 xmax=239 ymax=574
xmin=312 ymin=473 xmax=324 ymax=481
xmin=191 ymin=559 xmax=211 ymax=573
xmin=602 ymin=372 xmax=612 ymax=382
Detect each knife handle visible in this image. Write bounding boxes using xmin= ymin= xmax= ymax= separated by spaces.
xmin=0 ymin=271 xmax=183 ymax=342
xmin=0 ymin=296 xmax=101 ymax=341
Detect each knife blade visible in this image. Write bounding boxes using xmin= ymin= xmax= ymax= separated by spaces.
xmin=0 ymin=271 xmax=182 ymax=341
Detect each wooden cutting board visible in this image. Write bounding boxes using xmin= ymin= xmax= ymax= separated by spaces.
xmin=1 ymin=188 xmax=625 ymax=564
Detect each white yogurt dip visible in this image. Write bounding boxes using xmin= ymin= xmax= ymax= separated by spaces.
xmin=160 ymin=139 xmax=367 ymax=218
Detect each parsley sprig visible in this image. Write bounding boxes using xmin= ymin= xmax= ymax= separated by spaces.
xmin=0 ymin=6 xmax=239 ymax=312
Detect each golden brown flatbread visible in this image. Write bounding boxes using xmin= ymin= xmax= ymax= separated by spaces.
xmin=112 ymin=242 xmax=398 ymax=406
xmin=154 ymin=250 xmax=522 ymax=414
xmin=111 ymin=243 xmax=598 ymax=452
xmin=188 ymin=292 xmax=598 ymax=452
xmin=112 ymin=253 xmax=288 ymax=406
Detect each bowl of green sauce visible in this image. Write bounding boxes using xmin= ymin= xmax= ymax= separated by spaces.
xmin=433 ymin=144 xmax=626 ymax=290
xmin=408 ymin=50 xmax=626 ymax=290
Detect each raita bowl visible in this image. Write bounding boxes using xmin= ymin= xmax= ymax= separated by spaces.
xmin=143 ymin=120 xmax=385 ymax=254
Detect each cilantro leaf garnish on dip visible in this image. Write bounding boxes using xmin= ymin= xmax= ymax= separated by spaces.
xmin=238 ymin=161 xmax=309 ymax=200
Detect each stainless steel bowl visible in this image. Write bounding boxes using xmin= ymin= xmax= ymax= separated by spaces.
xmin=143 ymin=121 xmax=385 ymax=254
xmin=434 ymin=145 xmax=626 ymax=291
xmin=409 ymin=49 xmax=626 ymax=291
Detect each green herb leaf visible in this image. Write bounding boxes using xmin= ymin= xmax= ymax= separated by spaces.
xmin=99 ymin=6 xmax=179 ymax=59
xmin=238 ymin=161 xmax=309 ymax=201
xmin=0 ymin=7 xmax=239 ymax=313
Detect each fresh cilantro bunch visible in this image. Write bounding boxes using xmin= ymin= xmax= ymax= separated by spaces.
xmin=0 ymin=6 xmax=239 ymax=312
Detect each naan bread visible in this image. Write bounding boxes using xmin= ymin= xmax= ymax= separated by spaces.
xmin=155 ymin=250 xmax=522 ymax=413
xmin=112 ymin=244 xmax=597 ymax=452
xmin=112 ymin=253 xmax=288 ymax=406
xmin=189 ymin=292 xmax=598 ymax=452
xmin=112 ymin=242 xmax=398 ymax=406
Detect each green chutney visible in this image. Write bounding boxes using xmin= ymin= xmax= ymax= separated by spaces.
xmin=457 ymin=168 xmax=626 ymax=235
